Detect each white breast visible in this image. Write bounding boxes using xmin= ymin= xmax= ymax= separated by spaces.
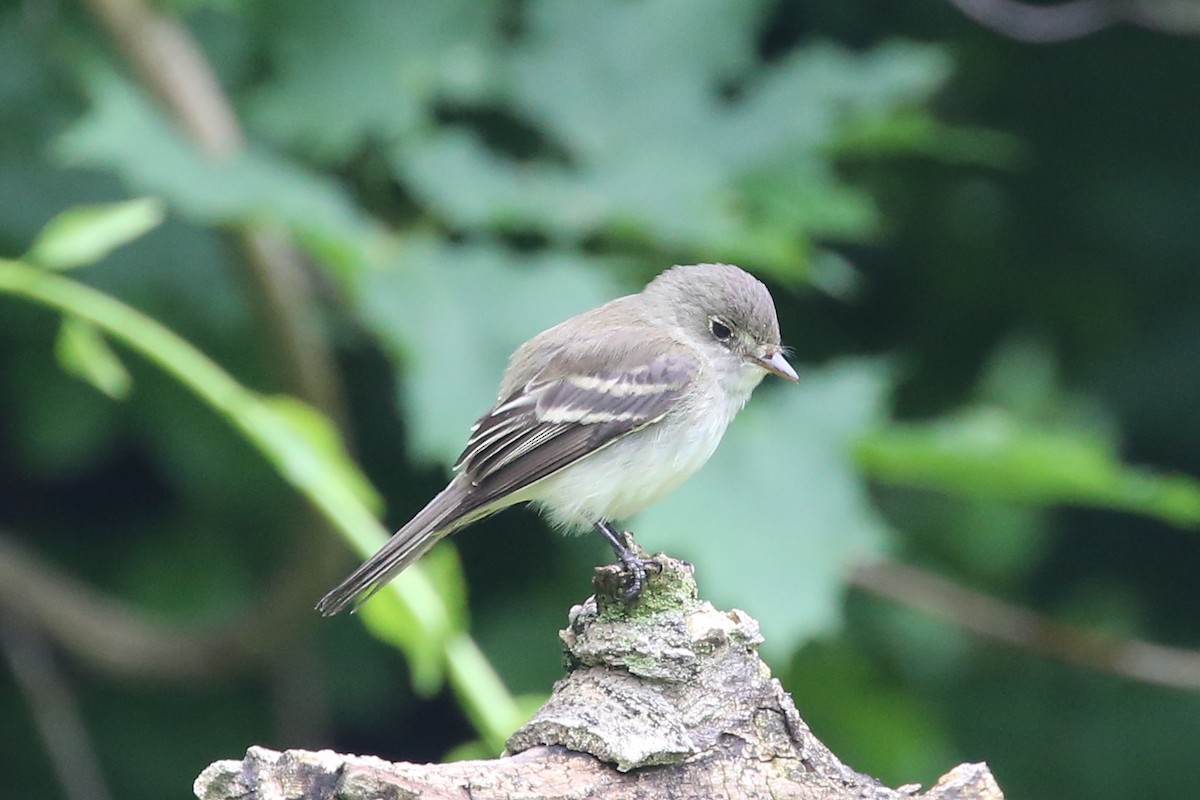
xmin=527 ymin=360 xmax=764 ymax=531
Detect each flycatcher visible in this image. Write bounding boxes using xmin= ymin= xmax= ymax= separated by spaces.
xmin=316 ymin=263 xmax=797 ymax=615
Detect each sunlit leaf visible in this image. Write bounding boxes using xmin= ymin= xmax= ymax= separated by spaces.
xmin=857 ymin=408 xmax=1200 ymax=528
xmin=356 ymin=574 xmax=448 ymax=696
xmin=27 ymin=197 xmax=164 ymax=270
xmin=54 ymin=316 xmax=132 ymax=399
xmin=353 ymin=543 xmax=472 ymax=696
xmin=0 ymin=258 xmax=473 ymax=698
xmin=257 ymin=395 xmax=382 ymax=513
xmin=442 ymin=692 xmax=544 ymax=761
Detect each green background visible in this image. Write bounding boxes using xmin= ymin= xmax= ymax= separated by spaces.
xmin=2 ymin=2 xmax=1199 ymax=799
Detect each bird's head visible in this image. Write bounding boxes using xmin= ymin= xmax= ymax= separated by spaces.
xmin=644 ymin=263 xmax=798 ymax=386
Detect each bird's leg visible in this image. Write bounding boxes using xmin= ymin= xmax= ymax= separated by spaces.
xmin=594 ymin=519 xmax=656 ymax=600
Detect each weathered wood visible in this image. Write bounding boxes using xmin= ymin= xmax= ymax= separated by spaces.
xmin=195 ymin=555 xmax=1005 ymax=800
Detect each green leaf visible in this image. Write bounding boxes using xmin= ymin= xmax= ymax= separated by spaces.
xmin=53 ymin=71 xmax=380 ymax=280
xmin=444 ymin=633 xmax=529 ymax=750
xmin=357 ymin=574 xmax=448 ymax=696
xmin=638 ymin=359 xmax=894 ymax=657
xmin=393 ymin=2 xmax=951 ymax=279
xmin=442 ymin=693 xmax=544 ymax=761
xmin=360 ymin=239 xmax=622 ymax=465
xmin=0 ymin=260 xmax=520 ymax=719
xmin=249 ymin=0 xmax=503 ymax=158
xmin=54 ymin=316 xmax=132 ymax=399
xmin=441 ymin=739 xmax=497 ymax=763
xmin=27 ymin=197 xmax=164 ymax=270
xmin=354 ymin=544 xmax=470 ymax=696
xmin=856 ymin=408 xmax=1200 ymax=528
xmin=257 ymin=395 xmax=382 ymax=513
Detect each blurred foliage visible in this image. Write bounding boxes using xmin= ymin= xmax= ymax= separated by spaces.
xmin=642 ymin=359 xmax=893 ymax=654
xmin=2 ymin=2 xmax=1200 ymax=800
xmin=1 ymin=236 xmax=522 ymax=750
xmin=858 ymin=338 xmax=1200 ymax=527
xmin=27 ymin=197 xmax=165 ymax=271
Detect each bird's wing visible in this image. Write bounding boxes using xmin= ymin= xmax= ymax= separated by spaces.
xmin=453 ymin=349 xmax=696 ymax=510
xmin=314 ymin=336 xmax=694 ymax=616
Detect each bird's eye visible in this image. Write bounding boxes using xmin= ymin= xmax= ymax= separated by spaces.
xmin=709 ymin=319 xmax=733 ymax=341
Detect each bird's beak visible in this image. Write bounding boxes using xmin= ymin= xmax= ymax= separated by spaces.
xmin=755 ymin=349 xmax=799 ymax=382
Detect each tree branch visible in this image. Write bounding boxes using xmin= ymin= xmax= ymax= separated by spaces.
xmin=195 ymin=556 xmax=1006 ymax=800
xmin=947 ymin=0 xmax=1200 ymax=42
xmin=0 ymin=620 xmax=112 ymax=800
xmin=0 ymin=532 xmax=322 ymax=681
xmin=850 ymin=558 xmax=1200 ymax=690
xmin=76 ymin=0 xmax=347 ymax=428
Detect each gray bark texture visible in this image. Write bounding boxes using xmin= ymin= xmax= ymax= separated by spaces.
xmin=194 ymin=554 xmax=1006 ymax=800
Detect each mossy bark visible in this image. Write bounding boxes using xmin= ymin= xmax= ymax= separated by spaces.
xmin=195 ymin=554 xmax=1005 ymax=800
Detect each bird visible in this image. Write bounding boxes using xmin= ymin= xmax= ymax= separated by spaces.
xmin=316 ymin=263 xmax=797 ymax=615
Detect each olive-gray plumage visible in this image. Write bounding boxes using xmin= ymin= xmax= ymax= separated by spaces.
xmin=316 ymin=263 xmax=795 ymax=615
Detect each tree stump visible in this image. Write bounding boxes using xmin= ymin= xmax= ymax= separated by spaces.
xmin=194 ymin=554 xmax=1005 ymax=800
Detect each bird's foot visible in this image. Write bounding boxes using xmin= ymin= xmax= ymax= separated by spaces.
xmin=615 ymin=545 xmax=658 ymax=601
xmin=594 ymin=522 xmax=659 ymax=601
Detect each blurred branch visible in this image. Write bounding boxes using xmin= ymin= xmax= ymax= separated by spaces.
xmin=195 ymin=556 xmax=1007 ymax=800
xmin=57 ymin=0 xmax=346 ymax=737
xmin=851 ymin=558 xmax=1200 ymax=690
xmin=0 ymin=260 xmax=360 ymax=682
xmin=0 ymin=259 xmax=524 ymax=749
xmin=0 ymin=620 xmax=113 ymax=800
xmin=72 ymin=0 xmax=527 ymax=749
xmin=76 ymin=0 xmax=346 ymax=430
xmin=947 ymin=0 xmax=1200 ymax=42
xmin=75 ymin=0 xmax=240 ymax=155
xmin=70 ymin=0 xmax=348 ymax=712
xmin=0 ymin=532 xmax=302 ymax=680
xmin=1125 ymin=0 xmax=1200 ymax=33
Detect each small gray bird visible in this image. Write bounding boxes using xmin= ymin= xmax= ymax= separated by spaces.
xmin=316 ymin=263 xmax=796 ymax=615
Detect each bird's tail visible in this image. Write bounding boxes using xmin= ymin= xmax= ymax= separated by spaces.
xmin=315 ymin=475 xmax=480 ymax=616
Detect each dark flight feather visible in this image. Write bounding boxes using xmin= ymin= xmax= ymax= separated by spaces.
xmin=315 ymin=350 xmax=694 ymax=615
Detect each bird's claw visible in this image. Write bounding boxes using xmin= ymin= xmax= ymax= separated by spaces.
xmin=594 ymin=522 xmax=658 ymax=601
xmin=614 ymin=533 xmax=660 ymax=600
